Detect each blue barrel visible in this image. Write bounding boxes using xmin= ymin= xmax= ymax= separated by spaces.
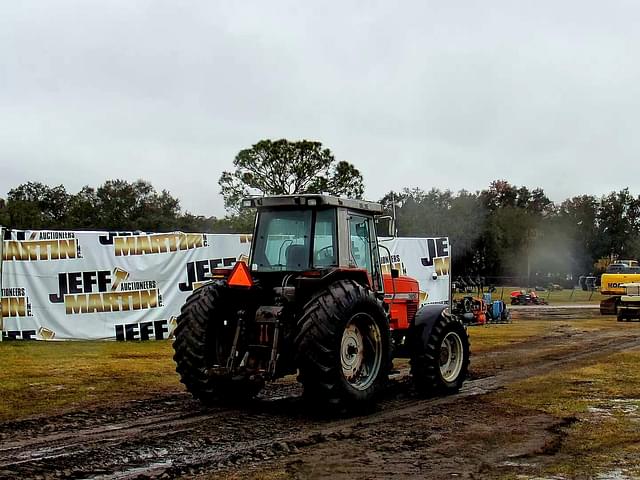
xmin=492 ymin=301 xmax=503 ymax=319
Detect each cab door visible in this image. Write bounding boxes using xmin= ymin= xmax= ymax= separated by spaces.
xmin=347 ymin=213 xmax=383 ymax=293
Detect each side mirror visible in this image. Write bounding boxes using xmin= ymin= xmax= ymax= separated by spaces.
xmin=377 ymin=215 xmax=396 ymax=237
xmin=391 ymin=268 xmax=400 ymax=279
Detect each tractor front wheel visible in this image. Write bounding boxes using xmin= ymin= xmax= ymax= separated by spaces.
xmin=411 ymin=311 xmax=470 ymax=395
xmin=295 ymin=279 xmax=389 ymax=408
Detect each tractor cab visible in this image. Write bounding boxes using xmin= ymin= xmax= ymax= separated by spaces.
xmin=243 ymin=195 xmax=385 ymax=295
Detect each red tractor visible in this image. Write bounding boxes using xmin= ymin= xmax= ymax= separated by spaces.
xmin=173 ymin=195 xmax=470 ymax=408
xmin=510 ymin=289 xmax=548 ymax=306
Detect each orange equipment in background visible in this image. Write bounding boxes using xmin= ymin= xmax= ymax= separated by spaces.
xmin=383 ymin=273 xmax=421 ymax=331
xmin=452 ymin=296 xmax=487 ymax=325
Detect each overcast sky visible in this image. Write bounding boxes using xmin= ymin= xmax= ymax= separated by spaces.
xmin=1 ymin=1 xmax=639 ymax=216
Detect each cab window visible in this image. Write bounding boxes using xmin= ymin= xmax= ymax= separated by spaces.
xmin=313 ymin=209 xmax=337 ymax=268
xmin=349 ymin=214 xmax=373 ymax=270
xmin=348 ymin=213 xmax=382 ymax=291
xmin=252 ymin=210 xmax=312 ymax=271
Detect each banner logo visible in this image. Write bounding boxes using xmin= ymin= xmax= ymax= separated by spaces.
xmin=38 ymin=326 xmax=56 ymax=340
xmin=178 ymin=257 xmax=236 ymax=291
xmin=1 ymin=287 xmax=33 ymax=318
xmin=3 ymin=329 xmax=37 ymax=341
xmin=380 ymin=253 xmax=407 ymax=275
xmin=420 ymin=237 xmax=450 ymax=276
xmin=112 ymin=233 xmax=207 ymax=256
xmin=2 ymin=327 xmax=56 ymax=341
xmin=2 ymin=232 xmax=81 ymax=261
xmin=99 ymin=231 xmax=145 ymax=245
xmin=48 ymin=268 xmax=162 ymax=315
xmin=114 ymin=318 xmax=171 ymax=341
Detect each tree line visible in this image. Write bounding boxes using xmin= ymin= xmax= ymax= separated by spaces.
xmin=1 ymin=139 xmax=638 ymax=281
xmin=380 ymin=182 xmax=640 ymax=282
xmin=0 ymin=179 xmax=253 ymax=235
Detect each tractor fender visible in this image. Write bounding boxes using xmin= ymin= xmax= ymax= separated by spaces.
xmin=392 ymin=304 xmax=450 ymax=359
xmin=412 ymin=304 xmax=448 ymax=339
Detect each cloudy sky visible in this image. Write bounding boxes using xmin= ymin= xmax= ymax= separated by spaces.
xmin=1 ymin=1 xmax=639 ymax=216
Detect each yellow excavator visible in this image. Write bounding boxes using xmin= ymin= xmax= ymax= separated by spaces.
xmin=599 ymin=260 xmax=640 ymax=317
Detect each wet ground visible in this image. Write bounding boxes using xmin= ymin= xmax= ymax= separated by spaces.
xmin=1 ymin=309 xmax=639 ymax=480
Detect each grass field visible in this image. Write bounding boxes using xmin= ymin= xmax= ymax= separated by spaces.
xmin=0 ymin=316 xmax=625 ymax=423
xmin=489 ymin=349 xmax=640 ymax=479
xmin=455 ymin=286 xmax=607 ymax=305
xmin=467 ymin=316 xmax=615 ymax=353
xmin=0 ymin=340 xmax=179 ymax=421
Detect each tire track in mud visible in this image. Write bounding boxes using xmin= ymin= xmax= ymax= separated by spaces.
xmin=1 ymin=330 xmax=639 ymax=479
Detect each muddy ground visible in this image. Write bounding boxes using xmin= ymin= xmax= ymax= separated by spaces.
xmin=1 ymin=308 xmax=639 ymax=480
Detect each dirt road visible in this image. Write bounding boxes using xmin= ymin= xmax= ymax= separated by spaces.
xmin=1 ymin=316 xmax=638 ymax=480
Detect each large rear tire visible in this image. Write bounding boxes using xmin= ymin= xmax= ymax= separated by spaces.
xmin=411 ymin=311 xmax=470 ymax=395
xmin=295 ymin=279 xmax=389 ymax=408
xmin=173 ymin=282 xmax=261 ymax=404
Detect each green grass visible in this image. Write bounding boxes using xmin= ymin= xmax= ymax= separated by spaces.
xmin=0 ymin=340 xmax=180 ymax=421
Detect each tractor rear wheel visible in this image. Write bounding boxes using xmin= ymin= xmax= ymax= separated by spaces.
xmin=411 ymin=311 xmax=470 ymax=395
xmin=295 ymin=279 xmax=389 ymax=408
xmin=173 ymin=282 xmax=261 ymax=403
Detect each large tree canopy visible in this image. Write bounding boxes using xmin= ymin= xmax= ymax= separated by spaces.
xmin=7 ymin=182 xmax=69 ymax=229
xmin=219 ymin=139 xmax=365 ymax=212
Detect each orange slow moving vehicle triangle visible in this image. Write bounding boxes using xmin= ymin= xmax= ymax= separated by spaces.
xmin=228 ymin=261 xmax=253 ymax=288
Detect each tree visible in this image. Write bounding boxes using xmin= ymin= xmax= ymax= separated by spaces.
xmin=0 ymin=198 xmax=9 ymax=227
xmin=527 ymin=188 xmax=554 ymax=215
xmin=7 ymin=182 xmax=69 ymax=229
xmin=66 ymin=186 xmax=100 ymax=229
xmin=95 ymin=179 xmax=182 ymax=231
xmin=477 ymin=180 xmax=556 ymax=280
xmin=555 ymin=195 xmax=599 ymax=274
xmin=219 ymin=139 xmax=365 ymax=212
xmin=2 ymin=179 xmax=191 ymax=232
xmin=380 ymin=188 xmax=486 ymax=276
xmin=480 ymin=180 xmax=518 ymax=211
xmin=596 ymin=189 xmax=640 ymax=260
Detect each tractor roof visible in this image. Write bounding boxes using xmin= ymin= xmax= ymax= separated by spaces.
xmin=242 ymin=194 xmax=383 ymax=215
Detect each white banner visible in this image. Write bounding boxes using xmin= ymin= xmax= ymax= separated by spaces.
xmin=1 ymin=230 xmax=449 ymax=341
xmin=380 ymin=236 xmax=451 ymax=306
xmin=1 ymin=230 xmax=251 ymax=341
